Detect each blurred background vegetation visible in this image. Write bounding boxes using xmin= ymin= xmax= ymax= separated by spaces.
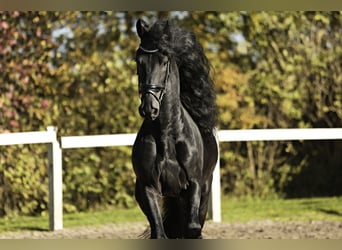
xmin=0 ymin=11 xmax=341 ymax=217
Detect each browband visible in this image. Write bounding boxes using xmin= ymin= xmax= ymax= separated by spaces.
xmin=139 ymin=45 xmax=159 ymax=53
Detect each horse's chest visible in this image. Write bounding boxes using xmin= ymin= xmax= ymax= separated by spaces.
xmin=158 ymin=159 xmax=189 ymax=195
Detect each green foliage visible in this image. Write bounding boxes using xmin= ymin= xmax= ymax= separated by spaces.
xmin=0 ymin=11 xmax=140 ymax=216
xmin=1 ymin=11 xmax=342 ymax=216
xmin=0 ymin=12 xmax=57 ymax=216
xmin=62 ymin=147 xmax=136 ymax=212
xmin=206 ymin=11 xmax=342 ymax=198
xmin=0 ymin=145 xmax=49 ymax=216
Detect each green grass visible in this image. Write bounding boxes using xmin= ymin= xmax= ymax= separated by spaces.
xmin=221 ymin=196 xmax=342 ymax=223
xmin=0 ymin=206 xmax=145 ymax=233
xmin=0 ymin=196 xmax=341 ymax=233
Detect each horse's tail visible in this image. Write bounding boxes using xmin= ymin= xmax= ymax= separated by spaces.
xmin=162 ymin=196 xmax=185 ymax=239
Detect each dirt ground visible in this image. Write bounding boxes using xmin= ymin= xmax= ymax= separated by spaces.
xmin=1 ymin=220 xmax=341 ymax=239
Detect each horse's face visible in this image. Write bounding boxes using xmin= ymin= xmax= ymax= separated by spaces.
xmin=136 ymin=49 xmax=169 ymax=121
xmin=135 ymin=18 xmax=171 ymax=121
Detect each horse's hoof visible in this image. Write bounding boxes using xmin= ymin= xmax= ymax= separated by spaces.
xmin=150 ymin=232 xmax=168 ymax=239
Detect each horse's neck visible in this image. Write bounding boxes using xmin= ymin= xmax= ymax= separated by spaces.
xmin=158 ymin=93 xmax=184 ymax=136
xmin=158 ymin=61 xmax=184 ymax=136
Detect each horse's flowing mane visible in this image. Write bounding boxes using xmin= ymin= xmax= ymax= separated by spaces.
xmin=140 ymin=19 xmax=217 ymax=136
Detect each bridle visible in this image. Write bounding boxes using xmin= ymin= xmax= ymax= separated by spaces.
xmin=137 ymin=45 xmax=170 ymax=105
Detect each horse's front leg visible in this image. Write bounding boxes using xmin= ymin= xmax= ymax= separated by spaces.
xmin=185 ymin=179 xmax=202 ymax=239
xmin=136 ymin=182 xmax=167 ymax=239
xmin=145 ymin=186 xmax=167 ymax=239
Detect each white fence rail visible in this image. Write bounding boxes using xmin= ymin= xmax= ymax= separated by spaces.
xmin=61 ymin=133 xmax=137 ymax=149
xmin=0 ymin=129 xmax=57 ymax=146
xmin=1 ymin=127 xmax=342 ymax=231
xmin=218 ymin=128 xmax=342 ymax=142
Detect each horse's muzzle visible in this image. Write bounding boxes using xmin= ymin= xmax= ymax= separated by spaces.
xmin=139 ymin=93 xmax=160 ymax=121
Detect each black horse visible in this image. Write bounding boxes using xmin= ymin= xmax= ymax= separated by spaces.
xmin=132 ymin=18 xmax=218 ymax=239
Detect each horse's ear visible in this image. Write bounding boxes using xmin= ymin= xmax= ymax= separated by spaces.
xmin=136 ymin=18 xmax=148 ymax=38
xmin=163 ymin=19 xmax=172 ymax=37
xmin=164 ymin=19 xmax=170 ymax=32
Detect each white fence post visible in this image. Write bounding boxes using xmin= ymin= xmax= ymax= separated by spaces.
xmin=208 ymin=148 xmax=222 ymax=222
xmin=211 ymin=157 xmax=222 ymax=222
xmin=208 ymin=129 xmax=222 ymax=222
xmin=47 ymin=126 xmax=63 ymax=231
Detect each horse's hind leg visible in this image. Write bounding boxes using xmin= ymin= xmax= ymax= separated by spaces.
xmin=135 ymin=180 xmax=167 ymax=239
xmin=185 ymin=179 xmax=202 ymax=238
xmin=199 ymin=176 xmax=213 ymax=227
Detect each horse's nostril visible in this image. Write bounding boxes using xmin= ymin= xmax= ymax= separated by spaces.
xmin=152 ymin=108 xmax=159 ymax=116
